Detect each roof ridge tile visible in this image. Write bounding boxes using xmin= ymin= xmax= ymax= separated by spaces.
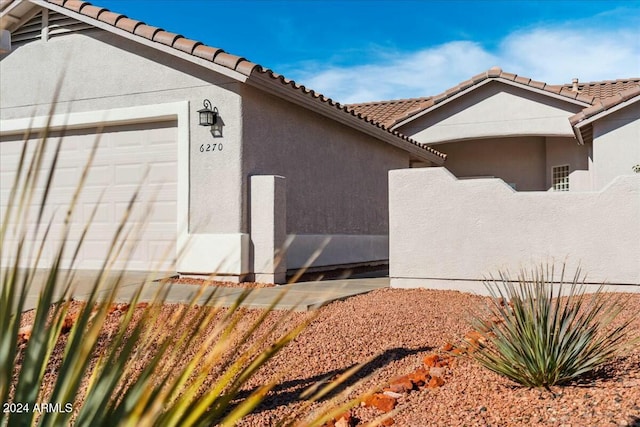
xmin=79 ymin=4 xmax=104 ymax=19
xmin=114 ymin=17 xmax=143 ymax=33
xmin=171 ymin=37 xmax=201 ymax=54
xmin=96 ymin=10 xmax=125 ymax=26
xmin=65 ymin=0 xmax=87 ymax=12
xmin=153 ymin=30 xmax=182 ymax=47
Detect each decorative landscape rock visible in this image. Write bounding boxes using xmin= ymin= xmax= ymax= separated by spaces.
xmin=363 ymin=393 xmax=397 ymax=413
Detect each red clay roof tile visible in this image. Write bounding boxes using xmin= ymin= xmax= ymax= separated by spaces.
xmin=528 ymin=80 xmax=546 ymax=90
xmin=96 ymin=10 xmax=124 ymax=26
xmin=487 ymin=66 xmax=501 ymax=77
xmin=570 ymin=84 xmax=640 ymax=142
xmin=345 ymin=97 xmax=432 ymax=127
xmin=576 ymin=93 xmax=595 ymax=104
xmin=569 ymin=78 xmax=640 ymax=99
xmin=64 ymin=0 xmax=87 ymax=12
xmin=79 ymin=4 xmax=104 ymax=19
xmin=236 ymin=61 xmax=259 ymax=76
xmin=559 ymin=87 xmax=578 ymax=99
xmin=600 ymin=93 xmax=623 ymax=109
xmin=114 ymin=17 xmax=142 ymax=33
xmin=514 ymin=76 xmax=531 ymax=85
xmin=192 ymin=44 xmax=223 ymax=61
xmin=500 ymin=71 xmax=517 ymax=81
xmin=172 ymin=37 xmax=201 ymax=54
xmin=133 ymin=24 xmax=162 ymax=40
xmin=213 ymin=52 xmax=245 ymax=69
xmin=153 ymin=30 xmax=182 ymax=47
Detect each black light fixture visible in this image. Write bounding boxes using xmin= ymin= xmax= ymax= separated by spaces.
xmin=198 ymin=99 xmax=223 ymax=137
xmin=198 ymin=99 xmax=217 ymax=127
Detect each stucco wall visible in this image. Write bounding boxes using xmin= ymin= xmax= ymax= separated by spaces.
xmin=389 ymin=168 xmax=640 ymax=293
xmin=241 ymin=85 xmax=410 ymax=235
xmin=545 ymin=137 xmax=592 ymax=191
xmin=434 ymin=137 xmax=546 ymax=191
xmin=241 ymin=85 xmax=411 ymax=268
xmin=592 ymin=102 xmax=640 ymax=190
xmin=425 ymin=136 xmax=589 ymax=192
xmin=397 ymin=81 xmax=585 ymax=144
xmin=1 ymin=29 xmax=244 ymax=235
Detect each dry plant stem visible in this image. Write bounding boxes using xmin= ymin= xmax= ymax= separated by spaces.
xmin=2 ymin=112 xmax=357 ymax=426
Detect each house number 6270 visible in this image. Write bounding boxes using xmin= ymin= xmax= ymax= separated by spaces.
xmin=200 ymin=143 xmax=223 ymax=152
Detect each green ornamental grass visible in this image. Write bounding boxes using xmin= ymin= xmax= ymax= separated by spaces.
xmin=468 ymin=265 xmax=636 ymax=389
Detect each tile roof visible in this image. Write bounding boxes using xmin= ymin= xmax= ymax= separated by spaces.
xmin=566 ymin=78 xmax=640 ymax=100
xmin=569 ymin=84 xmax=640 ymax=144
xmin=570 ymin=84 xmax=640 ymax=126
xmin=348 ymin=70 xmax=640 ymax=130
xmin=345 ymin=97 xmax=432 ymax=128
xmin=3 ymin=0 xmax=446 ymax=162
xmin=364 ymin=67 xmax=598 ymax=129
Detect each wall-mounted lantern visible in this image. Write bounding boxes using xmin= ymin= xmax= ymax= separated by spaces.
xmin=198 ymin=99 xmax=223 ymax=137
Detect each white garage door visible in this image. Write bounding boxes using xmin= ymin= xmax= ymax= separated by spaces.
xmin=1 ymin=121 xmax=177 ymax=272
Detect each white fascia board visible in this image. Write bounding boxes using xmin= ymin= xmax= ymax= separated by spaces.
xmin=29 ymin=0 xmax=248 ymax=83
xmin=391 ymin=78 xmax=592 ymax=131
xmin=0 ymin=101 xmax=188 ymax=134
xmin=247 ymin=72 xmax=445 ymax=165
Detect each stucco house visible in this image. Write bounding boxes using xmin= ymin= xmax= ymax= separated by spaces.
xmin=366 ymin=70 xmax=640 ymax=291
xmin=0 ymin=0 xmax=446 ymax=283
xmin=349 ymin=68 xmax=640 ymax=192
xmin=2 ymin=0 xmax=638 ymax=289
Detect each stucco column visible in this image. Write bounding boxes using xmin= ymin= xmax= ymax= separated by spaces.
xmin=250 ymin=175 xmax=286 ymax=284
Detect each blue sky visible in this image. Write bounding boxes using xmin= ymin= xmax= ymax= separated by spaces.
xmin=97 ymin=0 xmax=640 ymax=103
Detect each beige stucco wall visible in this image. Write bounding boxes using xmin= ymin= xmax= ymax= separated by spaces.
xmin=545 ymin=137 xmax=592 ymax=191
xmin=435 ymin=136 xmax=546 ymax=191
xmin=591 ymin=102 xmax=640 ymax=190
xmin=389 ymin=168 xmax=640 ymax=293
xmin=397 ymin=81 xmax=585 ymax=144
xmin=422 ymin=136 xmax=590 ymax=192
xmin=1 ymin=29 xmax=245 ymax=234
xmin=241 ymin=85 xmax=410 ymax=235
xmin=241 ymin=85 xmax=412 ymax=268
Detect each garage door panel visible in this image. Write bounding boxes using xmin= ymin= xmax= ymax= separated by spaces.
xmin=1 ymin=121 xmax=177 ymax=272
xmin=85 ymin=165 xmax=112 ymax=187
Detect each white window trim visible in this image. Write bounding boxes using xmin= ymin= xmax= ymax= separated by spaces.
xmin=552 ymin=164 xmax=570 ymax=191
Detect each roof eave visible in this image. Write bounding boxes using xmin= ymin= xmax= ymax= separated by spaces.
xmin=571 ymin=95 xmax=640 ymax=145
xmin=28 ymin=0 xmax=251 ymax=82
xmin=0 ymin=0 xmax=41 ymax=31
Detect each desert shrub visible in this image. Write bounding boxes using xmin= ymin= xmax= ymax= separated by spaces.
xmin=468 ymin=265 xmax=636 ymax=388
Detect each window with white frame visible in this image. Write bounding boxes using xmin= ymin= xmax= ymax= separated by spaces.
xmin=552 ymin=164 xmax=570 ymax=191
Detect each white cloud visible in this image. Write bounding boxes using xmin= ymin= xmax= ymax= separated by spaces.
xmin=286 ymin=26 xmax=640 ymax=104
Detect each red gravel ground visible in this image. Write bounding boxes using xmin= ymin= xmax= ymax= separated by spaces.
xmin=16 ymin=288 xmax=640 ymax=426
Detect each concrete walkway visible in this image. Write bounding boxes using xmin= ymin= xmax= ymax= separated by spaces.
xmin=13 ymin=270 xmax=389 ymax=312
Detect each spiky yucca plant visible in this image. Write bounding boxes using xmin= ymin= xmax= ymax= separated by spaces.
xmin=468 ymin=265 xmax=635 ymax=388
xmin=0 ymin=120 xmax=362 ymax=426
